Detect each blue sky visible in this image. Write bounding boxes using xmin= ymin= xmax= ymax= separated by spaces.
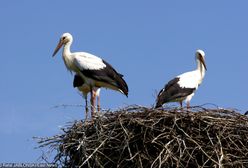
xmin=0 ymin=0 xmax=247 ymax=162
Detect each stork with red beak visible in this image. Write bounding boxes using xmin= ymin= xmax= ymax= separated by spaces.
xmin=155 ymin=49 xmax=207 ymax=109
xmin=52 ymin=33 xmax=128 ymax=118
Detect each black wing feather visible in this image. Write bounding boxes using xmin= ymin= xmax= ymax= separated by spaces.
xmin=73 ymin=74 xmax=85 ymax=88
xmin=155 ymin=77 xmax=195 ymax=108
xmin=81 ymin=60 xmax=128 ymax=96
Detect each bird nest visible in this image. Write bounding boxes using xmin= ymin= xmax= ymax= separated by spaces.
xmin=37 ymin=106 xmax=248 ymax=167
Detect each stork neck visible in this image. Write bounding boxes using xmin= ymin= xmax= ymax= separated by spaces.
xmin=196 ymin=59 xmax=206 ymax=79
xmin=63 ymin=41 xmax=72 ymax=57
xmin=62 ymin=41 xmax=74 ymax=72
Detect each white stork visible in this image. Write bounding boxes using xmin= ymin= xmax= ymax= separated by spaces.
xmin=73 ymin=74 xmax=101 ymax=120
xmin=155 ymin=49 xmax=207 ymax=109
xmin=52 ymin=32 xmax=128 ymax=118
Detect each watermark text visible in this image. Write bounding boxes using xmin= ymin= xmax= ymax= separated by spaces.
xmin=0 ymin=163 xmax=57 ymax=168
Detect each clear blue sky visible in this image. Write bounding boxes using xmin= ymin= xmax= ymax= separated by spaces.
xmin=0 ymin=0 xmax=247 ymax=163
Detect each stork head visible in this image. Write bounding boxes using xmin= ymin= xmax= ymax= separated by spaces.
xmin=52 ymin=33 xmax=73 ymax=57
xmin=195 ymin=49 xmax=207 ymax=71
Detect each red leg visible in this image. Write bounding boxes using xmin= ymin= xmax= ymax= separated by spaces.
xmin=90 ymin=89 xmax=96 ymax=118
xmin=187 ymin=102 xmax=190 ymax=109
xmin=97 ymin=94 xmax=100 ymax=112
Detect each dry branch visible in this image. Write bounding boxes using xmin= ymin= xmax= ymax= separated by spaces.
xmin=36 ymin=106 xmax=248 ymax=167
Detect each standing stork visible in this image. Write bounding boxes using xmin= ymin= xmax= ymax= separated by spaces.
xmin=155 ymin=49 xmax=207 ymax=109
xmin=73 ymin=74 xmax=101 ymax=120
xmin=52 ymin=32 xmax=128 ymax=118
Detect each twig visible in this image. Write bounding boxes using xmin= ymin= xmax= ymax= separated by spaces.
xmin=80 ymin=138 xmax=108 ymax=167
xmin=217 ymin=134 xmax=224 ymax=168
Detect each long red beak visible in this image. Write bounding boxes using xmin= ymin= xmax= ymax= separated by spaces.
xmin=52 ymin=39 xmax=63 ymax=57
xmin=199 ymin=56 xmax=207 ymax=71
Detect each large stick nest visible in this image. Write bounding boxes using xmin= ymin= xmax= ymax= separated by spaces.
xmin=37 ymin=106 xmax=248 ymax=167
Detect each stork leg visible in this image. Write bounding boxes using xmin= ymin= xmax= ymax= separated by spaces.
xmin=187 ymin=102 xmax=190 ymax=109
xmin=97 ymin=94 xmax=100 ymax=112
xmin=179 ymin=101 xmax=183 ymax=108
xmin=85 ymin=96 xmax=88 ymax=120
xmin=93 ymin=87 xmax=100 ymax=113
xmin=90 ymin=89 xmax=96 ymax=118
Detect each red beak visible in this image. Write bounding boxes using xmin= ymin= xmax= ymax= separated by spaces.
xmin=52 ymin=39 xmax=63 ymax=57
xmin=199 ymin=56 xmax=207 ymax=71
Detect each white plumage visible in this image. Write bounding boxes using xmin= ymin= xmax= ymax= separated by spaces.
xmin=155 ymin=49 xmax=207 ymax=108
xmin=74 ymin=52 xmax=107 ymax=70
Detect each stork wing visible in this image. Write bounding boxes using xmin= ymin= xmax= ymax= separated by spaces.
xmin=82 ymin=60 xmax=128 ymax=96
xmin=73 ymin=52 xmax=107 ymax=71
xmin=73 ymin=53 xmax=128 ymax=96
xmin=155 ymin=77 xmax=195 ymax=108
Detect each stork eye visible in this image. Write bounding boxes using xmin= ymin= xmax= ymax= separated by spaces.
xmin=62 ymin=37 xmax=66 ymax=40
